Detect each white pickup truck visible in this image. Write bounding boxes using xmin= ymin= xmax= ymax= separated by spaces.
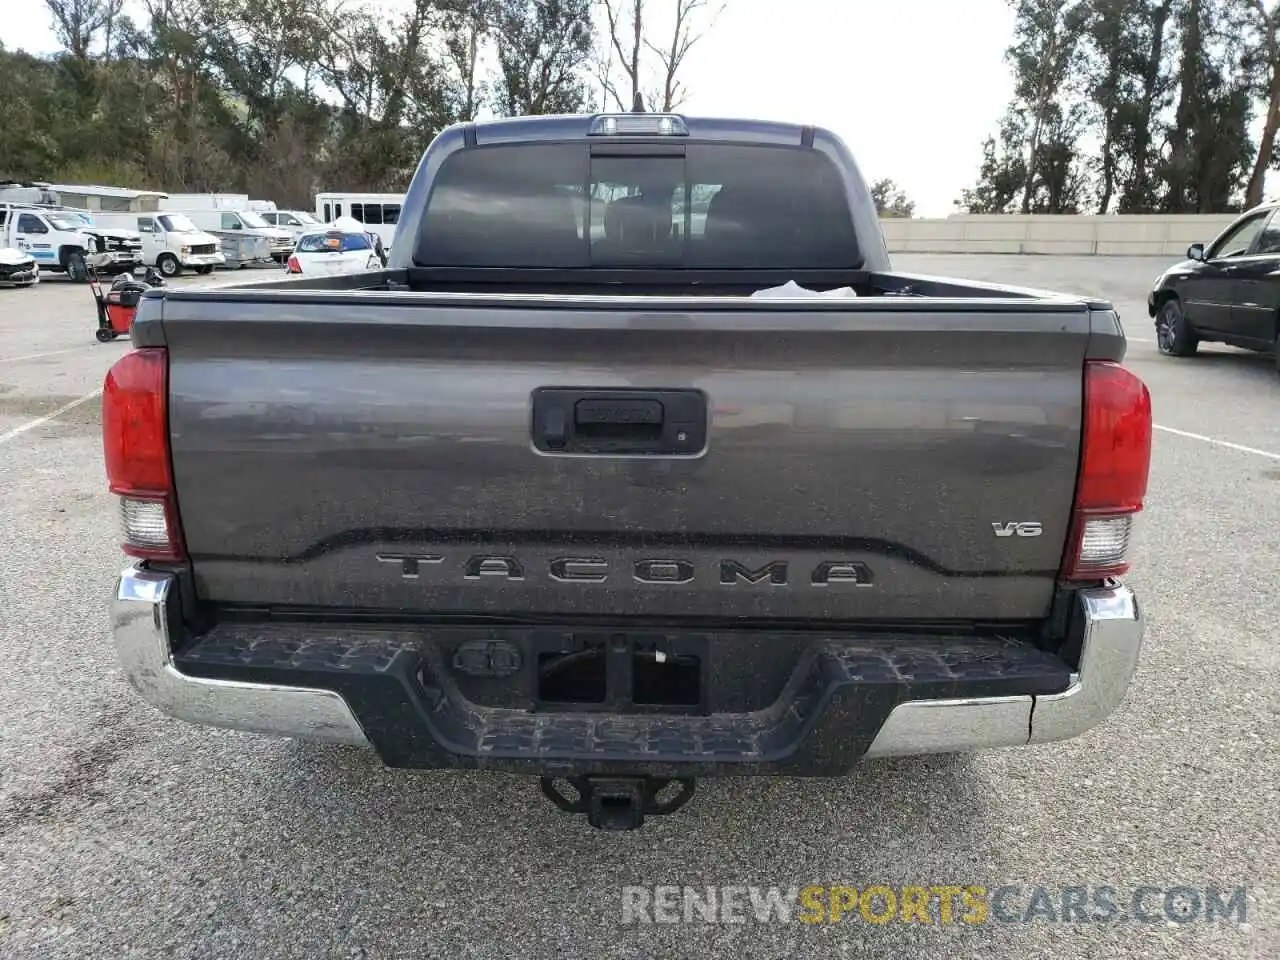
xmin=258 ymin=208 xmax=327 ymax=239
xmin=0 ymin=204 xmax=142 ymax=280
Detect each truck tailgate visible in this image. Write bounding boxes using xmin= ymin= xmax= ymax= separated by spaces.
xmin=164 ymin=295 xmax=1090 ymax=621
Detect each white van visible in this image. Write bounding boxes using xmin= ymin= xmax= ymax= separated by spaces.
xmin=175 ymin=209 xmax=295 ymax=263
xmin=92 ymin=211 xmax=225 ymax=276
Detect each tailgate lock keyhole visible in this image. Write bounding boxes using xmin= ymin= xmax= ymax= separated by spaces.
xmin=542 ymin=408 xmax=567 ymax=449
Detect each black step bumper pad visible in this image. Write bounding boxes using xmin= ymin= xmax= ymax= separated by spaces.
xmin=175 ymin=624 xmax=1071 ymax=776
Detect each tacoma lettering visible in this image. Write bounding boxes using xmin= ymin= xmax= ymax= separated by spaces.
xmin=633 ymin=559 xmax=696 ymax=584
xmin=719 ymin=560 xmax=788 ymax=585
xmin=811 ymin=561 xmax=874 ymax=587
xmin=379 ymin=554 xmax=872 ymax=586
xmin=375 ymin=553 xmax=443 ymax=578
xmin=463 ymin=556 xmax=525 ymax=580
xmin=549 ymin=557 xmax=609 ymax=582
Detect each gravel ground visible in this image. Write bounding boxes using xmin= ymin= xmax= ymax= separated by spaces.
xmin=0 ymin=257 xmax=1276 ymax=959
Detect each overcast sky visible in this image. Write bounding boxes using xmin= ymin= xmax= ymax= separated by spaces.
xmin=2 ymin=0 xmax=1017 ymax=216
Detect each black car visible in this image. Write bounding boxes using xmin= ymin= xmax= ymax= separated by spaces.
xmin=1148 ymin=200 xmax=1280 ymax=370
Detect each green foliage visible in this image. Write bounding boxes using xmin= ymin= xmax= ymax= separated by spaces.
xmin=956 ymin=119 xmax=1030 ymax=214
xmin=2 ymin=0 xmax=601 ymax=204
xmin=494 ymin=0 xmax=595 ymax=115
xmin=959 ymin=0 xmax=1264 ymax=215
xmin=869 ymin=178 xmax=916 ymax=218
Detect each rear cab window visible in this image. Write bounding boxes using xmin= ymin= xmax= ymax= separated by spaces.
xmin=415 ymin=142 xmax=859 ymax=269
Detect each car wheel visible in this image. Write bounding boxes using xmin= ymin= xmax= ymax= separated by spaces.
xmin=1156 ymin=297 xmax=1199 ymax=357
xmin=66 ymin=251 xmax=88 ymax=283
xmin=157 ymin=254 xmax=181 ymax=278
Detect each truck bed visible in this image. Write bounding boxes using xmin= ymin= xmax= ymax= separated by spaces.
xmin=188 ymin=263 xmax=1115 ymax=301
xmin=137 ymin=272 xmax=1126 ymax=624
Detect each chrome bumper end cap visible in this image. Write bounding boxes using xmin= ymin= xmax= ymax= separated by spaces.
xmin=864 ymin=583 xmax=1143 ymax=759
xmin=111 ymin=563 xmax=371 ymax=747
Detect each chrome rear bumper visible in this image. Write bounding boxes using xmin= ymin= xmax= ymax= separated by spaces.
xmin=111 ymin=564 xmax=1143 ymax=760
xmin=112 ymin=567 xmax=368 ymax=745
xmin=863 ymin=584 xmax=1143 ymax=756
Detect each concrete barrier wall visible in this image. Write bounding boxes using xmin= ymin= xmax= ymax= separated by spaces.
xmin=880 ymin=214 xmax=1242 ymax=256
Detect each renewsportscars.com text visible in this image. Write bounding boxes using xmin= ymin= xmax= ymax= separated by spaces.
xmin=620 ymin=884 xmax=1250 ymax=926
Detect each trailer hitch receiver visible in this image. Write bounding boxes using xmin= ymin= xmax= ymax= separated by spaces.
xmin=540 ymin=776 xmax=696 ymax=830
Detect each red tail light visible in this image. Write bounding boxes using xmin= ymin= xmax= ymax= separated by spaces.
xmin=102 ymin=347 xmax=186 ymax=561
xmin=286 ymin=254 xmax=301 ymax=274
xmin=1060 ymin=361 xmax=1152 ymax=581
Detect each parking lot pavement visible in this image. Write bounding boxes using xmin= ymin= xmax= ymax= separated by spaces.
xmin=0 ymin=256 xmax=1276 ymax=960
xmin=0 ymin=270 xmax=254 ymax=441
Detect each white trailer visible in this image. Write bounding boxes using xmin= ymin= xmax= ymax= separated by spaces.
xmin=0 ymin=181 xmax=167 ymax=213
xmin=159 ymin=194 xmax=251 ymax=211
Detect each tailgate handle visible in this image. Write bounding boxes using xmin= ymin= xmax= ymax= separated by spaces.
xmin=532 ymin=388 xmax=706 ymax=456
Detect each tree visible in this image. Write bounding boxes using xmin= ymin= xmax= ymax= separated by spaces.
xmin=956 ymin=119 xmax=1030 ymax=213
xmin=5 ymin=0 xmax=667 ymax=200
xmin=595 ymin=0 xmax=726 ymax=111
xmin=1114 ymin=0 xmax=1176 ymax=212
xmin=648 ymin=0 xmax=725 ymax=111
xmin=442 ymin=0 xmax=498 ymax=120
xmin=869 ymin=178 xmax=916 ymax=217
xmin=1010 ymin=0 xmax=1091 ymax=213
xmin=0 ymin=46 xmax=66 ymax=179
xmin=1156 ymin=0 xmax=1255 ymax=212
xmin=962 ymin=0 xmax=1258 ymax=215
xmin=313 ymin=0 xmax=463 ymax=191
xmin=43 ymin=0 xmax=123 ymax=61
xmin=958 ymin=0 xmax=1090 ymax=214
xmin=1242 ymin=0 xmax=1280 ymax=207
xmin=493 ymin=0 xmax=595 ymax=115
xmin=597 ymin=0 xmax=643 ymax=110
xmin=1080 ymin=0 xmax=1144 ymax=212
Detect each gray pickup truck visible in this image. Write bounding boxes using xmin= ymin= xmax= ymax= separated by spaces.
xmin=105 ymin=112 xmax=1152 ymax=830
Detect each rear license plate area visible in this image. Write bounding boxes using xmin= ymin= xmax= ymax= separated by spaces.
xmin=531 ymin=630 xmax=708 ymax=714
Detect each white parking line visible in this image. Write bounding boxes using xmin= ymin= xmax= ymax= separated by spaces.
xmin=1127 ymin=337 xmax=1154 ymax=344
xmin=0 ymin=346 xmax=88 ymax=364
xmin=0 ymin=388 xmax=102 ymax=446
xmin=1154 ymin=424 xmax=1280 ymax=462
